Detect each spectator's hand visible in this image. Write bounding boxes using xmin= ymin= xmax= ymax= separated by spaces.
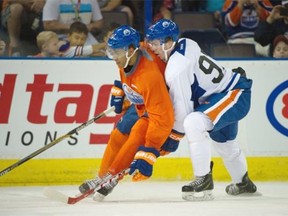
xmin=249 ymin=0 xmax=260 ymax=7
xmin=238 ymin=0 xmax=249 ymax=7
xmin=30 ymin=0 xmax=45 ymax=13
xmin=267 ymin=5 xmax=284 ymax=23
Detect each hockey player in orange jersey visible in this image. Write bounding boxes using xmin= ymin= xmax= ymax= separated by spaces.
xmin=78 ymin=25 xmax=184 ymax=201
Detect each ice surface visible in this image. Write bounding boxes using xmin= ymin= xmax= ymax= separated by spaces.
xmin=0 ymin=181 xmax=288 ymax=216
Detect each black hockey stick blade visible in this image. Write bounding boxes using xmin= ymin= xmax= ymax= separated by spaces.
xmin=0 ymin=106 xmax=115 ymax=177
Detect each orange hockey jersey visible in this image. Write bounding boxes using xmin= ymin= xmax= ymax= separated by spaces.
xmin=118 ymin=45 xmax=174 ymax=150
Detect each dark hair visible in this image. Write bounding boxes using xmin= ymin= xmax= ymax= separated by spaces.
xmin=69 ymin=21 xmax=89 ymax=35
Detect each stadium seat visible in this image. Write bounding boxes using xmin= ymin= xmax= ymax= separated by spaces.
xmin=172 ymin=12 xmax=215 ymax=32
xmin=210 ymin=43 xmax=257 ymax=58
xmin=181 ymin=28 xmax=226 ymax=55
xmin=101 ymin=11 xmax=129 ymax=26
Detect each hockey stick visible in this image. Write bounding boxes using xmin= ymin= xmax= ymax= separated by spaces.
xmin=0 ymin=106 xmax=115 ymax=177
xmin=43 ymin=168 xmax=130 ymax=204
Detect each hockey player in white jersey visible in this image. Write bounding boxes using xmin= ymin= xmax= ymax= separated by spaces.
xmin=146 ymin=19 xmax=257 ymax=201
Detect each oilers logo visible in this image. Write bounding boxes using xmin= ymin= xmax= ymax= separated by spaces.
xmin=266 ymin=80 xmax=288 ymax=137
xmin=122 ymin=83 xmax=144 ymax=105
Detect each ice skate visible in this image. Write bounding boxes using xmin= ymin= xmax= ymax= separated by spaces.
xmin=79 ymin=172 xmax=114 ymax=194
xmin=226 ymin=172 xmax=257 ymax=195
xmin=93 ymin=178 xmax=118 ymax=201
xmin=78 ymin=177 xmax=103 ymax=194
xmin=182 ymin=162 xmax=214 ymax=201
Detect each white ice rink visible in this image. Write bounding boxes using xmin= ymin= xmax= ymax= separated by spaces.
xmin=1 ymin=181 xmax=288 ymax=216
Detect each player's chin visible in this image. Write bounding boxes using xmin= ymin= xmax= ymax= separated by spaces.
xmin=116 ymin=61 xmax=123 ymax=67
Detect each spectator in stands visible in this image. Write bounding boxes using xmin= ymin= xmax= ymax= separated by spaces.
xmin=42 ymin=0 xmax=103 ymax=46
xmin=1 ymin=0 xmax=45 ymax=56
xmin=99 ymin=0 xmax=134 ymax=26
xmin=272 ymin=34 xmax=288 ymax=57
xmin=0 ymin=37 xmax=6 ymax=55
xmin=153 ymin=0 xmax=175 ymax=22
xmin=34 ymin=31 xmax=60 ymax=57
xmin=254 ymin=0 xmax=288 ymax=56
xmin=59 ymin=21 xmax=106 ymax=57
xmin=222 ymin=0 xmax=273 ymax=56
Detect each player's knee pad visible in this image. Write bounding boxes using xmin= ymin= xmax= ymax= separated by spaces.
xmin=212 ymin=140 xmax=241 ymax=161
xmin=183 ymin=112 xmax=213 ymax=143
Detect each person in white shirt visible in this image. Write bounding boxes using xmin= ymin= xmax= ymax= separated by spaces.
xmin=146 ymin=19 xmax=257 ymax=201
xmin=42 ymin=0 xmax=103 ymax=45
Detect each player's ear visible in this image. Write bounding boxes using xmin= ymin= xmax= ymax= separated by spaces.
xmin=128 ymin=46 xmax=136 ymax=55
xmin=166 ymin=40 xmax=174 ymax=49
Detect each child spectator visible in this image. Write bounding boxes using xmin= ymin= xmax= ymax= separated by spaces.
xmin=42 ymin=0 xmax=103 ymax=46
xmin=34 ymin=31 xmax=60 ymax=57
xmin=59 ymin=21 xmax=106 ymax=57
xmin=254 ymin=0 xmax=288 ymax=56
xmin=272 ymin=34 xmax=288 ymax=57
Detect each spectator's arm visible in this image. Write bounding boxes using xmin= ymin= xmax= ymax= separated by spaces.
xmin=222 ymin=0 xmax=242 ymax=27
xmin=253 ymin=0 xmax=272 ymax=20
xmin=254 ymin=20 xmax=275 ymax=46
xmin=87 ymin=19 xmax=104 ymax=33
xmin=101 ymin=0 xmax=122 ymax=11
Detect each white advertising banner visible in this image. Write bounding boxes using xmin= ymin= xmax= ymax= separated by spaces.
xmin=0 ymin=59 xmax=287 ymax=158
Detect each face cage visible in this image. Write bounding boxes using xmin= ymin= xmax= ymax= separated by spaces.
xmin=147 ymin=38 xmax=166 ymax=49
xmin=106 ymin=47 xmax=128 ymax=60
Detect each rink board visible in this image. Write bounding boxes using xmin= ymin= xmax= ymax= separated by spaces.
xmin=0 ymin=157 xmax=288 ymax=186
xmin=0 ymin=58 xmax=287 ymax=185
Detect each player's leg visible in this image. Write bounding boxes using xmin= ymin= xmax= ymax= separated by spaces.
xmin=78 ymin=105 xmax=139 ymax=194
xmin=210 ymin=121 xmax=256 ymax=195
xmin=93 ymin=117 xmax=149 ymax=201
xmin=208 ymin=82 xmax=256 ymax=195
xmin=181 ymin=111 xmax=214 ymax=201
xmin=181 ymin=86 xmax=250 ymax=201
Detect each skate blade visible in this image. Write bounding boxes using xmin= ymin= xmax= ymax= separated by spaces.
xmin=182 ymin=190 xmax=214 ymax=201
xmin=234 ymin=191 xmax=262 ymax=197
xmin=93 ymin=192 xmax=105 ymax=202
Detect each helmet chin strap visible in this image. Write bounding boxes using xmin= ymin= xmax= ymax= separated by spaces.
xmin=124 ymin=48 xmax=139 ymax=68
xmin=161 ymin=42 xmax=176 ymax=62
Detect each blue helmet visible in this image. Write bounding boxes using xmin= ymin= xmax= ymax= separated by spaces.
xmin=107 ymin=25 xmax=140 ymax=50
xmin=146 ymin=19 xmax=179 ymax=43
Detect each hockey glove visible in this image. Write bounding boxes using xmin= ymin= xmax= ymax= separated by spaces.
xmin=160 ymin=129 xmax=185 ymax=156
xmin=129 ymin=146 xmax=160 ymax=181
xmin=232 ymin=67 xmax=246 ymax=77
xmin=110 ymin=80 xmax=125 ymax=114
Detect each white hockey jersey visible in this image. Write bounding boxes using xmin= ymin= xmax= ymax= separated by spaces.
xmin=165 ymin=38 xmax=241 ymax=133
